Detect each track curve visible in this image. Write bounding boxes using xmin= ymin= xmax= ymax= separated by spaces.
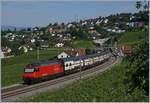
xmin=1 ymin=56 xmax=121 ymax=101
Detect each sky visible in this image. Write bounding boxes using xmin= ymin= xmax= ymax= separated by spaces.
xmin=1 ymin=1 xmax=138 ymax=27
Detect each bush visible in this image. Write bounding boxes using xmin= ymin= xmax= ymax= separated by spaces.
xmin=125 ymin=39 xmax=149 ymax=95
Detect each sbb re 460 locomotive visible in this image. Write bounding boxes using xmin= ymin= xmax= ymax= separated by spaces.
xmin=23 ymin=50 xmax=111 ymax=84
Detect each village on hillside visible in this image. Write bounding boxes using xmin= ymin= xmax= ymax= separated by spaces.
xmin=1 ymin=10 xmax=148 ymax=58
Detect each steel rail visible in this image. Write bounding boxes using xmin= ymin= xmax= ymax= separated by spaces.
xmin=1 ymin=57 xmax=118 ymax=99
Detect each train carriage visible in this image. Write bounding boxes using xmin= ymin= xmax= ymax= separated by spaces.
xmin=23 ymin=49 xmax=112 ymax=84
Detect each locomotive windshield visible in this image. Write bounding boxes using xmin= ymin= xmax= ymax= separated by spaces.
xmin=25 ymin=68 xmax=34 ymax=73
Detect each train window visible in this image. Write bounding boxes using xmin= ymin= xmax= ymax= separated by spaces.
xmin=25 ymin=68 xmax=34 ymax=73
xmin=69 ymin=63 xmax=72 ymax=66
xmin=66 ymin=64 xmax=68 ymax=67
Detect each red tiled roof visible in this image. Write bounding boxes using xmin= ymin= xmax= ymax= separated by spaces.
xmin=64 ymin=48 xmax=86 ymax=56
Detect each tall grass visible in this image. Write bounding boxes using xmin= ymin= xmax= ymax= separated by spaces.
xmin=118 ymin=31 xmax=148 ymax=45
xmin=25 ymin=61 xmax=148 ymax=102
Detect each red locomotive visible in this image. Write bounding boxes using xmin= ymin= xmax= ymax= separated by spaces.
xmin=23 ymin=60 xmax=64 ymax=84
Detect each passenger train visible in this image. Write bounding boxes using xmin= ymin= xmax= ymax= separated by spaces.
xmin=23 ymin=49 xmax=112 ymax=84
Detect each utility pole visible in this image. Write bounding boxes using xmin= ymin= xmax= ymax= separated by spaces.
xmin=37 ymin=47 xmax=39 ymax=60
xmin=80 ymin=56 xmax=82 ymax=80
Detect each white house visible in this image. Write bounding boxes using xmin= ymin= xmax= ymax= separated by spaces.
xmin=18 ymin=46 xmax=28 ymax=53
xmin=51 ymin=33 xmax=55 ymax=36
xmin=55 ymin=43 xmax=64 ymax=48
xmin=0 ymin=51 xmax=4 ymax=58
xmin=57 ymin=52 xmax=70 ymax=59
xmin=96 ymin=20 xmax=102 ymax=25
xmin=57 ymin=48 xmax=86 ymax=59
xmin=67 ymin=24 xmax=73 ymax=28
xmin=31 ymin=39 xmax=35 ymax=43
xmin=93 ymin=38 xmax=109 ymax=45
xmin=82 ymin=21 xmax=87 ymax=26
xmin=104 ymin=19 xmax=108 ymax=24
xmin=112 ymin=29 xmax=116 ymax=32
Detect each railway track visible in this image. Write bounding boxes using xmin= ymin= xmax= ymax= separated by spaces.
xmin=1 ymin=56 xmax=120 ymax=100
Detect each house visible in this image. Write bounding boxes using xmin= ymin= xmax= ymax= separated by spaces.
xmin=119 ymin=45 xmax=132 ymax=55
xmin=57 ymin=52 xmax=70 ymax=59
xmin=40 ymin=41 xmax=49 ymax=48
xmin=88 ymin=26 xmax=97 ymax=34
xmin=72 ymin=36 xmax=76 ymax=39
xmin=2 ymin=47 xmax=12 ymax=53
xmin=93 ymin=38 xmax=109 ymax=46
xmin=31 ymin=39 xmax=35 ymax=43
xmin=4 ymin=33 xmax=13 ymax=38
xmin=107 ymin=29 xmax=112 ymax=32
xmin=0 ymin=50 xmax=4 ymax=58
xmin=81 ymin=21 xmax=87 ymax=26
xmin=1 ymin=46 xmax=12 ymax=57
xmin=57 ymin=48 xmax=86 ymax=59
xmin=51 ymin=33 xmax=56 ymax=36
xmin=96 ymin=19 xmax=102 ymax=25
xmin=32 ymin=27 xmax=39 ymax=31
xmin=67 ymin=23 xmax=73 ymax=28
xmin=18 ymin=46 xmax=28 ymax=53
xmin=112 ymin=29 xmax=116 ymax=32
xmin=104 ymin=19 xmax=108 ymax=24
xmin=129 ymin=18 xmax=145 ymax=28
xmin=55 ymin=43 xmax=64 ymax=48
xmin=51 ymin=25 xmax=66 ymax=33
xmin=63 ymin=37 xmax=71 ymax=41
xmin=48 ymin=27 xmax=53 ymax=33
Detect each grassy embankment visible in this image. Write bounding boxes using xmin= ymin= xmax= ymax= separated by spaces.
xmin=24 ymin=61 xmax=148 ymax=102
xmin=117 ymin=31 xmax=148 ymax=45
xmin=24 ymin=30 xmax=149 ymax=102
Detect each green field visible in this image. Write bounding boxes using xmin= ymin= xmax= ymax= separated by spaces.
xmin=1 ymin=49 xmax=62 ymax=87
xmin=24 ymin=61 xmax=148 ymax=102
xmin=1 ymin=39 xmax=94 ymax=87
xmin=71 ymin=40 xmax=94 ymax=48
xmin=117 ymin=31 xmax=148 ymax=45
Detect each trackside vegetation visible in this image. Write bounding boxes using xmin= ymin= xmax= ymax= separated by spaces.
xmin=117 ymin=31 xmax=148 ymax=45
xmin=24 ymin=61 xmax=148 ymax=102
xmin=124 ymin=39 xmax=149 ymax=96
xmin=24 ymin=31 xmax=149 ymax=102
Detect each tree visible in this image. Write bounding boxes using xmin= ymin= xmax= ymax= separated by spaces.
xmin=1 ymin=37 xmax=10 ymax=47
xmin=53 ymin=22 xmax=58 ymax=26
xmin=27 ymin=28 xmax=31 ymax=31
xmin=143 ymin=1 xmax=149 ymax=11
xmin=125 ymin=39 xmax=149 ymax=95
xmin=136 ymin=1 xmax=149 ymax=11
xmin=61 ymin=22 xmax=65 ymax=26
xmin=136 ymin=1 xmax=142 ymax=10
xmin=48 ymin=23 xmax=52 ymax=26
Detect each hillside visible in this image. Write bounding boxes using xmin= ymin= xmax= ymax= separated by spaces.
xmin=71 ymin=40 xmax=95 ymax=48
xmin=1 ymin=49 xmax=62 ymax=87
xmin=24 ymin=61 xmax=148 ymax=102
xmin=117 ymin=31 xmax=148 ymax=45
